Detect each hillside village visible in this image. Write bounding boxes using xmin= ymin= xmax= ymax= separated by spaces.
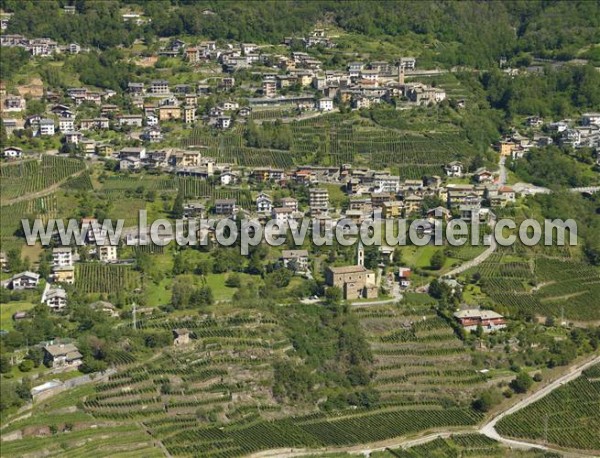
xmin=1 ymin=3 xmax=600 ymax=457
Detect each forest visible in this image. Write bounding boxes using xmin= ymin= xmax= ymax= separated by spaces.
xmin=2 ymin=1 xmax=599 ymax=67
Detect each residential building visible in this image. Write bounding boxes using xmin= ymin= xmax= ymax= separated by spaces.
xmin=7 ymin=271 xmax=40 ymax=290
xmin=281 ymin=250 xmax=309 ymax=271
xmin=38 ymin=119 xmax=55 ymax=136
xmin=43 ymin=343 xmax=82 ymax=368
xmin=317 ymin=97 xmax=334 ymax=111
xmin=216 ymin=116 xmax=231 ymax=129
xmin=118 ymin=114 xmax=143 ymax=127
xmin=52 ymin=266 xmax=75 ymax=284
xmin=183 ymin=105 xmax=196 ymax=124
xmin=158 ymin=105 xmax=181 ymax=121
xmin=309 ymin=188 xmax=329 ymax=214
xmin=398 ymin=267 xmax=411 ymax=288
xmin=52 ymin=247 xmax=73 ymax=268
xmin=454 ymin=309 xmax=506 ymax=332
xmin=59 ymin=118 xmax=74 ymax=132
xmin=98 ymin=245 xmax=118 ymax=263
xmin=183 ymin=202 xmax=205 ymax=218
xmin=64 ymin=131 xmax=83 ymax=145
xmin=43 ymin=286 xmax=67 ymax=311
xmin=444 ymin=161 xmax=463 ymax=177
xmin=214 ymin=198 xmax=236 ymax=215
xmin=3 ymin=146 xmax=23 ymax=158
xmin=262 ymin=77 xmax=277 ymax=97
xmin=279 ymin=197 xmax=298 ymax=212
xmin=150 ymin=80 xmax=170 ymax=95
xmin=256 ymin=193 xmax=273 ymax=213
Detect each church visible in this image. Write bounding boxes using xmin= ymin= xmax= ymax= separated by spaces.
xmin=324 ymin=243 xmax=379 ymax=300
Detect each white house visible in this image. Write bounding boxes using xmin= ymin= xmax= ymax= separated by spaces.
xmin=59 ymin=118 xmax=74 ymax=132
xmin=582 ymin=113 xmax=600 ymax=127
xmin=38 ymin=119 xmax=55 ymax=136
xmin=318 ymin=97 xmax=334 ymax=111
xmin=52 ymin=247 xmax=73 ymax=268
xmin=6 ymin=271 xmax=40 ymax=290
xmin=271 ymin=207 xmax=294 ymax=224
xmin=256 ymin=193 xmax=273 ymax=213
xmin=220 ymin=171 xmax=237 ymax=186
xmin=3 ymin=146 xmax=23 ymax=158
xmin=281 ymin=249 xmax=309 ymax=271
xmin=444 ymin=161 xmax=463 ymax=177
xmin=43 ymin=286 xmax=67 ymax=311
xmin=146 ymin=113 xmax=159 ymax=127
xmin=98 ymin=245 xmax=118 ymax=263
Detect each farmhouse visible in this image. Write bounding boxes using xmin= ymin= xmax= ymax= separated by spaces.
xmin=454 ymin=309 xmax=506 ymax=333
xmin=90 ymin=301 xmax=119 ymax=317
xmin=43 ymin=343 xmax=82 ymax=369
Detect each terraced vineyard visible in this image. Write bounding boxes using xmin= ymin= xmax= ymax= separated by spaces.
xmin=380 ymin=434 xmax=503 ymax=457
xmin=355 ymin=305 xmax=492 ymax=406
xmin=466 ymin=252 xmax=600 ymax=321
xmin=57 ymin=308 xmax=486 ymax=457
xmin=496 ymin=364 xmax=600 ymax=452
xmin=181 ymin=116 xmax=477 ymax=177
xmin=0 ymin=155 xmax=86 ymax=201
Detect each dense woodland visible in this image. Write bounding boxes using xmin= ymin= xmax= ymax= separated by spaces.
xmin=2 ymin=0 xmax=600 ymax=66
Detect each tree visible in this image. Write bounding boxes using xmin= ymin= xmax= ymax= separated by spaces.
xmin=472 ymin=388 xmax=502 ymax=412
xmin=430 ymin=250 xmax=446 ymax=270
xmin=0 ymin=355 xmax=11 ymax=374
xmin=225 ymin=272 xmax=241 ymax=288
xmin=172 ymin=189 xmax=184 ymax=219
xmin=510 ymin=371 xmax=534 ymax=394
xmin=325 ymin=286 xmax=342 ymax=305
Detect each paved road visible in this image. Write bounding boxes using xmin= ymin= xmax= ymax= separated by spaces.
xmin=479 ymin=354 xmax=600 ymax=454
xmin=442 ymin=218 xmax=497 ymax=279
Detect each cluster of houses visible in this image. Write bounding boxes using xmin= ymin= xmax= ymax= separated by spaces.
xmin=498 ymin=113 xmax=600 ymax=162
xmin=0 ymin=29 xmax=450 ymax=149
xmin=0 ymin=33 xmax=86 ymax=56
xmin=1 ymin=219 xmax=118 ymax=313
